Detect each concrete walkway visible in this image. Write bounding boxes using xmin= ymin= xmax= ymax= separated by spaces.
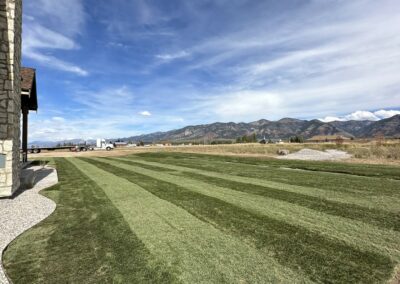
xmin=0 ymin=165 xmax=58 ymax=283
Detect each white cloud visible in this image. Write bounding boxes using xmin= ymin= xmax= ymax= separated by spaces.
xmin=107 ymin=41 xmax=129 ymax=49
xmin=27 ymin=84 xmax=195 ymax=141
xmin=205 ymin=91 xmax=282 ymax=121
xmin=23 ymin=1 xmax=87 ymax=75
xmin=139 ymin=111 xmax=152 ymax=116
xmin=319 ymin=116 xmax=343 ymax=123
xmin=24 ymin=23 xmax=77 ymax=50
xmin=175 ymin=0 xmax=400 ymax=120
xmin=156 ymin=51 xmax=190 ymax=61
xmin=344 ymin=111 xmax=380 ymax=121
xmin=23 ymin=14 xmax=35 ymax=21
xmin=52 ymin=116 xmax=66 ymax=122
xmin=24 ymin=1 xmax=400 ymax=140
xmin=374 ymin=109 xmax=400 ymax=119
xmin=249 ymin=46 xmax=339 ymax=76
xmin=75 ymin=86 xmax=135 ymax=112
xmin=320 ymin=110 xmax=400 ymax=122
xmin=26 ymin=0 xmax=85 ymax=36
xmin=170 ymin=117 xmax=184 ymax=122
xmin=29 ymin=116 xmax=128 ymax=142
xmin=24 ymin=50 xmax=88 ymax=76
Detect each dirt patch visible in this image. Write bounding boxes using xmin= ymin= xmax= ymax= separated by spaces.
xmin=277 ymin=149 xmax=352 ymax=161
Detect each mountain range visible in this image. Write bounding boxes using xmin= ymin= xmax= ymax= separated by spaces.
xmin=124 ymin=114 xmax=400 ymax=143
xmin=30 ymin=115 xmax=400 ymax=146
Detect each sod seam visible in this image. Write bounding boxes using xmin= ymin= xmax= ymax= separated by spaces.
xmin=3 ymin=158 xmax=175 ymax=284
xmin=113 ymin=156 xmax=400 ymax=213
xmin=98 ymin=157 xmax=400 ymax=262
xmin=173 ymin=170 xmax=400 ymax=231
xmin=71 ymin=158 xmax=306 ymax=283
xmin=135 ymin=152 xmax=400 ymax=180
xmin=114 ymin=156 xmax=399 ymax=228
xmin=82 ymin=157 xmax=396 ymax=284
xmin=132 ymin=152 xmax=400 ymax=197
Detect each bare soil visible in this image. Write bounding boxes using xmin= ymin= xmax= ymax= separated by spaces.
xmin=278 ymin=149 xmax=351 ymax=161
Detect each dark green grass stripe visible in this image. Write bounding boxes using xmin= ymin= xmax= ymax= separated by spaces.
xmin=3 ymin=158 xmax=175 ymax=284
xmin=175 ymin=171 xmax=400 ymax=231
xmin=109 ymin=157 xmax=400 ymax=231
xmin=82 ymin=157 xmax=395 ymax=284
xmin=217 ymin=154 xmax=400 ymax=180
xmin=136 ymin=152 xmax=400 ymax=180
xmin=109 ymin=157 xmax=180 ymax=173
xmin=108 ymin=159 xmax=175 ymax=172
xmin=132 ymin=153 xmax=400 ymax=196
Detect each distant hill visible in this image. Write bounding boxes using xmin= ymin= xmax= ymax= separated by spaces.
xmin=30 ymin=115 xmax=400 ymax=146
xmin=356 ymin=114 xmax=400 ymax=138
xmin=326 ymin=120 xmax=373 ymax=135
xmin=123 ymin=115 xmax=400 ymax=142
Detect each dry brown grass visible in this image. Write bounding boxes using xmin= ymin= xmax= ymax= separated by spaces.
xmin=30 ymin=141 xmax=400 ymax=166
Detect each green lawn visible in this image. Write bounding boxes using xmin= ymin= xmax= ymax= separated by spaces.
xmin=3 ymin=153 xmax=400 ymax=283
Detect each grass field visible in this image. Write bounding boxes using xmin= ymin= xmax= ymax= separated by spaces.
xmin=3 ymin=153 xmax=400 ymax=283
xmin=30 ymin=141 xmax=400 ymax=165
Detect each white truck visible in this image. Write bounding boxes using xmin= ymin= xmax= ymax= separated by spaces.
xmin=94 ymin=139 xmax=115 ymax=151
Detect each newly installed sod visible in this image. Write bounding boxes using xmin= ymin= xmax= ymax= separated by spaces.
xmin=108 ymin=157 xmax=400 ymax=231
xmin=4 ymin=154 xmax=400 ymax=283
xmin=3 ymin=158 xmax=173 ymax=283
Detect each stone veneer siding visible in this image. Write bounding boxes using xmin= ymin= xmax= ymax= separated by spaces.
xmin=0 ymin=0 xmax=22 ymax=197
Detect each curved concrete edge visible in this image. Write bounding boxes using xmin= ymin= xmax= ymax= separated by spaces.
xmin=0 ymin=166 xmax=58 ymax=284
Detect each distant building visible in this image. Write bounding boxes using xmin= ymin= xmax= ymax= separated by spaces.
xmin=114 ymin=142 xmax=128 ymax=148
xmin=260 ymin=137 xmax=283 ymax=144
xmin=307 ymin=135 xmax=351 ymax=143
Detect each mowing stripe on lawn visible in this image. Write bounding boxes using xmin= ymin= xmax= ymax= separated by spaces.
xmin=97 ymin=157 xmax=400 ymax=262
xmin=113 ymin=157 xmax=400 ymax=214
xmin=136 ymin=152 xmax=400 ymax=180
xmin=132 ymin=153 xmax=400 ymax=198
xmin=83 ymin=157 xmax=396 ymax=284
xmin=174 ymin=170 xmax=400 ymax=231
xmin=70 ymin=158 xmax=305 ymax=284
xmin=3 ymin=158 xmax=173 ymax=284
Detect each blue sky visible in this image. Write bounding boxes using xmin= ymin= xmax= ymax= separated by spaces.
xmin=24 ymin=0 xmax=400 ymax=141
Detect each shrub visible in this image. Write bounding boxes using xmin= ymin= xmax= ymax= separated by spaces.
xmin=289 ymin=136 xmax=304 ymax=143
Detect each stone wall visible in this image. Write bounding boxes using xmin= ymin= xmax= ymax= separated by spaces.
xmin=0 ymin=0 xmax=22 ymax=197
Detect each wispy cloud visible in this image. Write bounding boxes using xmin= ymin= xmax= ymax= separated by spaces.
xmin=97 ymin=0 xmax=176 ymax=40
xmin=28 ymin=85 xmax=185 ymax=141
xmin=74 ymin=86 xmax=135 ymax=112
xmin=23 ymin=23 xmax=77 ymax=50
xmin=25 ymin=0 xmax=85 ymax=36
xmin=25 ymin=0 xmax=400 ymax=140
xmin=29 ymin=115 xmax=137 ymax=141
xmin=24 ymin=49 xmax=88 ymax=76
xmin=23 ymin=1 xmax=88 ymax=75
xmin=156 ymin=51 xmax=190 ymax=62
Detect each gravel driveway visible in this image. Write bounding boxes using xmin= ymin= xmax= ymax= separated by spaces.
xmin=0 ymin=165 xmax=58 ymax=284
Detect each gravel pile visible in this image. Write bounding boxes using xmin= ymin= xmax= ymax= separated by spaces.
xmin=0 ymin=166 xmax=58 ymax=284
xmin=278 ymin=149 xmax=352 ymax=161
